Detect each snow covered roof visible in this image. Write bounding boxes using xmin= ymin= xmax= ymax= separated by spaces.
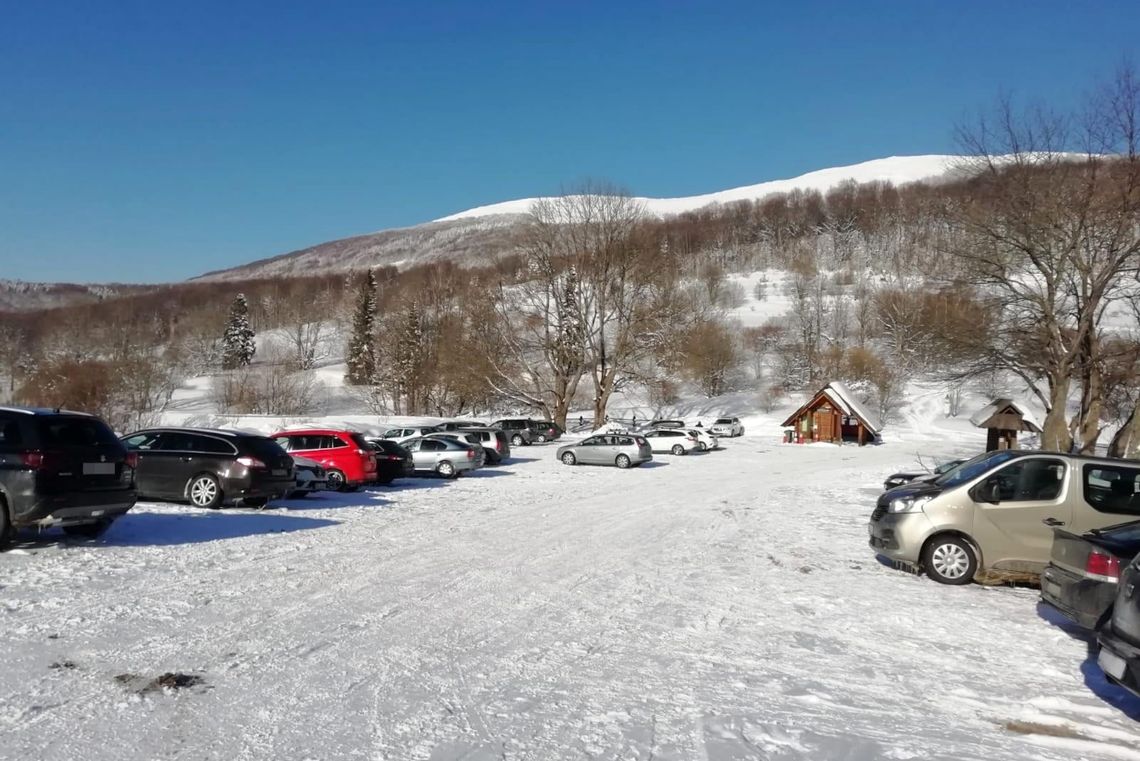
xmin=780 ymin=381 xmax=882 ymax=435
xmin=969 ymin=398 xmax=1043 ymax=433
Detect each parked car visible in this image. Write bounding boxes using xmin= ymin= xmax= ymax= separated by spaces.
xmin=709 ymin=417 xmax=744 ymax=437
xmin=425 ymin=432 xmax=487 ymax=468
xmin=642 ymin=429 xmax=700 ymax=455
xmin=0 ymin=406 xmax=138 ymax=546
xmin=436 ymin=420 xmax=486 ymax=432
xmin=380 ymin=426 xmax=443 ymax=444
xmin=1097 ymin=553 xmax=1140 ymax=699
xmin=883 ymin=459 xmax=966 ymax=491
xmin=402 ymin=436 xmax=478 ymax=478
xmin=646 ymin=419 xmax=686 ymax=430
xmin=123 ymin=427 xmax=294 ymax=509
xmin=365 ymin=439 xmax=414 ymax=484
xmin=687 ymin=428 xmax=720 ymax=451
xmin=491 ymin=419 xmax=534 ymax=447
xmin=455 ymin=427 xmax=511 ymax=465
xmin=290 ymin=455 xmax=328 ymax=498
xmin=1042 ymin=519 xmax=1140 ymax=631
xmin=527 ymin=419 xmax=561 ymax=442
xmin=557 ymin=434 xmax=653 ymax=468
xmin=868 ymin=450 xmax=1140 ymax=585
xmin=271 ymin=428 xmax=377 ymax=491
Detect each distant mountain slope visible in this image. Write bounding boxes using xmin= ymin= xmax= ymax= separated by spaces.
xmin=0 ymin=280 xmax=153 ymax=312
xmin=194 ymin=155 xmax=965 ymax=282
xmin=435 ymin=155 xmax=965 ymax=221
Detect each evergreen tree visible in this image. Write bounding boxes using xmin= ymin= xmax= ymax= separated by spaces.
xmin=221 ymin=293 xmax=255 ymax=370
xmin=395 ymin=301 xmax=424 ymax=412
xmin=345 ymin=269 xmax=377 ymax=385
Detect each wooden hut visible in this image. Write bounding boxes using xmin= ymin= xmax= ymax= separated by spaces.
xmin=970 ymin=398 xmax=1042 ymax=451
xmin=781 ymin=381 xmax=881 ymax=446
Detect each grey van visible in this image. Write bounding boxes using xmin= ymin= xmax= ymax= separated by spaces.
xmin=868 ymin=450 xmax=1140 ymax=585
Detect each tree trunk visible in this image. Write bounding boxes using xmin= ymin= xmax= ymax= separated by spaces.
xmin=1109 ymin=401 xmax=1140 ymax=459
xmin=592 ymin=368 xmax=617 ymax=424
xmin=1040 ymin=375 xmax=1074 ymax=452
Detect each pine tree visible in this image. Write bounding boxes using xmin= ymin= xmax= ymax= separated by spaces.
xmin=395 ymin=301 xmax=424 ymax=412
xmin=221 ymin=293 xmax=255 ymax=370
xmin=345 ymin=269 xmax=377 ymax=385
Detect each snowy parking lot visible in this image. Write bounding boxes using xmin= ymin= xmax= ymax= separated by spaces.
xmin=2 ymin=437 xmax=1140 ymax=760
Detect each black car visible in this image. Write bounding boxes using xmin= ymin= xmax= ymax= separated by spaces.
xmin=491 ymin=418 xmax=560 ymax=445
xmin=366 ymin=439 xmax=414 ymax=484
xmin=122 ymin=428 xmax=294 ymax=509
xmin=1042 ymin=520 xmax=1140 ymax=630
xmin=0 ymin=406 xmax=137 ymax=546
xmin=1098 ymin=553 xmax=1140 ymax=699
xmin=883 ymin=459 xmax=966 ymax=491
xmin=436 ymin=420 xmax=486 ymax=432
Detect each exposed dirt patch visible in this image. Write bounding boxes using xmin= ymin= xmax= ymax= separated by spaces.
xmin=1002 ymin=720 xmax=1088 ymax=739
xmin=48 ymin=661 xmax=77 ymax=670
xmin=113 ymin=671 xmax=206 ymax=694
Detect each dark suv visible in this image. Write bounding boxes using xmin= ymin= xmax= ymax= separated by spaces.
xmin=122 ymin=428 xmax=294 ymax=509
xmin=491 ymin=418 xmax=561 ymax=445
xmin=0 ymin=406 xmax=137 ymax=546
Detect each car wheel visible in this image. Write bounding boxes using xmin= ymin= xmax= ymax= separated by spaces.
xmin=671 ymin=444 xmax=685 ymax=456
xmin=922 ymin=535 xmax=978 ymax=585
xmin=536 ymin=433 xmax=548 ymax=443
xmin=615 ymin=454 xmax=632 ymax=469
xmin=511 ymin=434 xmax=524 ymax=447
xmin=438 ymin=461 xmax=456 ymax=478
xmin=242 ymin=497 xmax=268 ymax=509
xmin=326 ymin=469 xmax=348 ymax=492
xmin=698 ymin=442 xmax=708 ymax=451
xmin=188 ymin=474 xmax=224 ymax=509
xmin=63 ymin=518 xmax=114 ymax=539
xmin=561 ymin=451 xmax=577 ymax=466
xmin=0 ymin=499 xmax=12 ymax=551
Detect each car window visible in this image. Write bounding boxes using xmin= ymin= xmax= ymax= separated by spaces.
xmin=36 ymin=416 xmax=119 ymax=448
xmin=189 ymin=435 xmax=235 ymax=454
xmin=617 ymin=436 xmax=634 ymax=446
xmin=123 ymin=432 xmax=162 ymax=451
xmin=715 ymin=418 xmax=731 ymax=424
xmin=1098 ymin=520 xmax=1140 ymax=541
xmin=643 ymin=431 xmax=657 ymax=438
xmin=404 ymin=439 xmax=421 ymax=452
xmin=242 ymin=437 xmax=289 ymax=462
xmin=323 ymin=435 xmax=347 ymax=449
xmin=423 ymin=439 xmax=446 ymax=451
xmin=936 ymin=450 xmax=1019 ymax=489
xmin=1084 ymin=464 xmax=1140 ymax=514
xmin=983 ymin=459 xmax=1066 ymax=502
xmin=0 ymin=416 xmax=22 ymax=448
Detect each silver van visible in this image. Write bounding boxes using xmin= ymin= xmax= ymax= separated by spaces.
xmin=868 ymin=450 xmax=1140 ymax=585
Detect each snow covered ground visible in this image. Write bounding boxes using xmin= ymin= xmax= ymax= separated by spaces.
xmin=3 ymin=432 xmax=1139 ymax=760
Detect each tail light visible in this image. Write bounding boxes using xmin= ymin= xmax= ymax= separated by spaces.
xmin=386 ymin=455 xmax=402 ymax=461
xmin=125 ymin=452 xmax=139 ymax=469
xmin=1086 ymin=550 xmax=1122 ymax=581
xmin=687 ymin=437 xmax=697 ymax=442
xmin=237 ymin=456 xmax=267 ymax=469
xmin=20 ymin=450 xmax=44 ymax=469
xmin=467 ymin=450 xmax=474 ymax=459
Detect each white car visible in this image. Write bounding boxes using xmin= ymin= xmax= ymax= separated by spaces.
xmin=688 ymin=428 xmax=720 ymax=451
xmin=642 ymin=429 xmax=701 ymax=455
xmin=709 ymin=417 xmax=744 ymax=438
xmin=381 ymin=426 xmax=441 ymax=444
xmin=290 ymin=455 xmax=328 ymax=498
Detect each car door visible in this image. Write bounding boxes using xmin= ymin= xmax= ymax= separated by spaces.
xmin=972 ymin=457 xmax=1071 ymax=572
xmin=150 ymin=431 xmax=203 ymax=497
xmin=574 ymin=436 xmax=599 ymax=464
xmin=121 ymin=431 xmax=169 ymax=497
xmin=642 ymin=431 xmax=662 ymax=453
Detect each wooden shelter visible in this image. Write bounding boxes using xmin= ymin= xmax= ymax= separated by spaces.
xmin=781 ymin=381 xmax=881 ymax=446
xmin=970 ymin=398 xmax=1042 ymax=451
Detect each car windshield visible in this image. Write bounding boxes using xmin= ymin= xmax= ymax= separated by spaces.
xmin=715 ymin=418 xmax=732 ymax=424
xmin=1094 ymin=520 xmax=1140 ymax=542
xmin=934 ymin=450 xmax=1019 ymax=489
xmin=242 ymin=437 xmax=288 ymax=461
xmin=36 ymin=416 xmax=120 ymax=448
xmin=349 ymin=433 xmax=372 ymax=450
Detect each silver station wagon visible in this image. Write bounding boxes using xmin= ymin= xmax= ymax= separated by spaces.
xmin=556 ymin=434 xmax=653 ymax=469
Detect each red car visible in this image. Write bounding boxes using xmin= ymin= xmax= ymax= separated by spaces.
xmin=271 ymin=428 xmax=377 ymax=491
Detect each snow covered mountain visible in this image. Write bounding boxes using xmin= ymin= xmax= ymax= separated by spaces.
xmin=195 ymin=155 xmax=966 ymax=282
xmin=435 ymin=155 xmax=965 ymax=222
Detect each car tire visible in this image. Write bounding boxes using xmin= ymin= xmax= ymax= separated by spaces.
xmin=615 ymin=454 xmax=632 ymax=469
xmin=561 ymin=452 xmax=577 ymax=466
xmin=671 ymin=444 xmax=685 ymax=456
xmin=922 ymin=535 xmax=978 ymax=585
xmin=536 ymin=433 xmax=548 ymax=443
xmin=698 ymin=442 xmax=707 ymax=451
xmin=326 ymin=469 xmax=348 ymax=492
xmin=187 ymin=474 xmax=224 ymax=509
xmin=437 ymin=461 xmax=456 ymax=479
xmin=63 ymin=518 xmax=114 ymax=539
xmin=511 ymin=434 xmax=524 ymax=447
xmin=0 ymin=499 xmax=12 ymax=551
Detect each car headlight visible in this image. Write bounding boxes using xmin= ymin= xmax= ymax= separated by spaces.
xmin=888 ymin=495 xmax=932 ymax=514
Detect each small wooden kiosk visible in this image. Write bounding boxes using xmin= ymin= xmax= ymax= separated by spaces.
xmin=781 ymin=381 xmax=881 ymax=446
xmin=970 ymin=398 xmax=1042 ymax=451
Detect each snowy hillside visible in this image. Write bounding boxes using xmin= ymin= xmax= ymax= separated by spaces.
xmin=436 ymin=155 xmax=966 ymax=222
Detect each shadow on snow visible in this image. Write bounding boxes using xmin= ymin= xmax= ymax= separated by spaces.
xmin=96 ymin=508 xmax=340 ymax=546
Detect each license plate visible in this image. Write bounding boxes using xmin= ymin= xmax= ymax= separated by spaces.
xmin=1042 ymin=579 xmax=1062 ymax=600
xmin=83 ymin=462 xmax=115 ymax=475
xmin=1099 ymin=648 xmax=1128 ymax=680
xmin=272 ymin=469 xmax=287 ymax=476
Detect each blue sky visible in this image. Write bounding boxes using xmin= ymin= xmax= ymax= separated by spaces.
xmin=1 ymin=1 xmax=1137 ymax=283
